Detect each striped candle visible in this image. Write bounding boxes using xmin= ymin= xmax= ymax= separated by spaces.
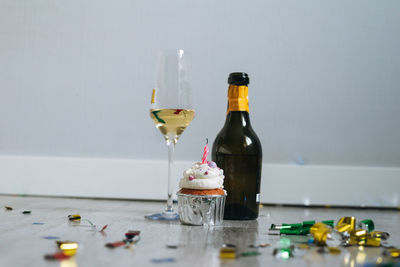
xmin=201 ymin=139 xmax=209 ymax=164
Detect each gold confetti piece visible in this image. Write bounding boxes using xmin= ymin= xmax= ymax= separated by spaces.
xmin=151 ymin=89 xmax=156 ymax=104
xmin=68 ymin=214 xmax=81 ymax=221
xmin=297 ymin=244 xmax=310 ymax=250
xmin=335 ymin=217 xmax=355 ymax=233
xmin=4 ymin=206 xmax=13 ymax=211
xmin=220 ymin=247 xmax=236 ymax=259
xmin=387 ymin=248 xmax=400 ymax=258
xmin=327 ymin=247 xmax=341 ymax=254
xmin=56 ymin=241 xmax=78 ymax=256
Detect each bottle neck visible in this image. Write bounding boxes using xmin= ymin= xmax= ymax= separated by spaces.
xmin=227 ymin=85 xmax=249 ymax=114
xmin=225 ymin=111 xmax=251 ymax=128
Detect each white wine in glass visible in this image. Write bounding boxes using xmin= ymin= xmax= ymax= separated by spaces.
xmin=150 ymin=109 xmax=195 ymax=145
xmin=146 ymin=49 xmax=194 ymax=220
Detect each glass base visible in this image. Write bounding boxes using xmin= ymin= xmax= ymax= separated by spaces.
xmin=145 ymin=211 xmax=179 ymax=221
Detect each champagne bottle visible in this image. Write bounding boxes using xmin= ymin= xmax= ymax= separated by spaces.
xmin=212 ymin=72 xmax=262 ymax=220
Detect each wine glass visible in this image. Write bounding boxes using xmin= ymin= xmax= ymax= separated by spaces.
xmin=146 ymin=49 xmax=194 ymax=220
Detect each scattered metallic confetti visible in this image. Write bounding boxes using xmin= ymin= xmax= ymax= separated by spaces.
xmin=220 ymin=247 xmax=236 ymax=259
xmin=327 ymin=247 xmax=341 ymax=254
xmin=105 ymin=241 xmax=127 ymax=248
xmin=386 ymin=248 xmax=400 ymax=258
xmin=68 ymin=214 xmax=81 ymax=221
xmin=335 ymin=217 xmax=356 ymax=234
xmin=269 ymin=220 xmax=334 ymax=235
xmin=370 ymin=231 xmax=390 ymax=240
xmin=151 ymin=258 xmax=176 ymax=263
xmin=125 ymin=230 xmax=141 ymax=239
xmin=358 ymin=219 xmax=375 ymax=232
xmin=32 ymin=222 xmax=45 ymax=225
xmin=44 ymin=252 xmax=70 ymax=261
xmin=297 ymin=244 xmax=310 ymax=250
xmin=249 ymin=243 xmax=270 ymax=248
xmin=4 ymin=206 xmax=13 ymax=211
xmin=167 ymin=245 xmax=178 ymax=249
xmin=273 ymin=247 xmax=293 ymax=259
xmin=22 ymin=210 xmax=31 ymax=214
xmin=100 ymin=224 xmax=108 ymax=233
xmin=240 ymin=251 xmax=261 ymax=257
xmin=56 ymin=241 xmax=78 ymax=256
xmin=310 ymin=222 xmax=342 ymax=247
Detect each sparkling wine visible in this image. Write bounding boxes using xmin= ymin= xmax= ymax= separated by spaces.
xmin=212 ymin=73 xmax=262 ymax=220
xmin=150 ymin=108 xmax=195 ymax=145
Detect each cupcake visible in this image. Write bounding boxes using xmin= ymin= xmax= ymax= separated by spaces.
xmin=177 ymin=158 xmax=226 ymax=226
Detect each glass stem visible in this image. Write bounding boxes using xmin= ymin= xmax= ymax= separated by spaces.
xmin=165 ymin=142 xmax=175 ymax=213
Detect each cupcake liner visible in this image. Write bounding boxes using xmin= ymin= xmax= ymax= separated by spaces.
xmin=177 ymin=193 xmax=226 ymax=226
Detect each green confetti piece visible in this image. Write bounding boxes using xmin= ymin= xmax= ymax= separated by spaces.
xmin=240 ymin=251 xmax=261 ymax=257
xmin=151 ymin=110 xmax=166 ymax=124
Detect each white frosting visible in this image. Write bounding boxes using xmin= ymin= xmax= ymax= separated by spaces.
xmin=179 ymin=162 xmax=224 ymax=190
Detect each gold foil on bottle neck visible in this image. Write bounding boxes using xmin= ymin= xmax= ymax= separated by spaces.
xmin=227 ymin=85 xmax=249 ymax=113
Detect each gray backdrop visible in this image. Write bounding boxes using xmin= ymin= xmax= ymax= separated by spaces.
xmin=1 ymin=0 xmax=399 ymax=167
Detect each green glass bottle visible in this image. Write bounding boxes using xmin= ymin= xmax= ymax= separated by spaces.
xmin=212 ymin=72 xmax=262 ymax=220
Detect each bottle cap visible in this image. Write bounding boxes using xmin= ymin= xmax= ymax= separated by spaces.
xmin=228 ymin=72 xmax=249 ymax=85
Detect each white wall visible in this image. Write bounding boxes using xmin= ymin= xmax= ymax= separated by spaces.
xmin=1 ymin=1 xmax=399 ymax=205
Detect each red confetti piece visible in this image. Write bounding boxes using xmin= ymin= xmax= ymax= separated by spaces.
xmin=125 ymin=230 xmax=141 ymax=239
xmin=44 ymin=252 xmax=70 ymax=261
xmin=174 ymin=109 xmax=183 ymax=114
xmin=100 ymin=224 xmax=108 ymax=232
xmin=105 ymin=241 xmax=126 ymax=248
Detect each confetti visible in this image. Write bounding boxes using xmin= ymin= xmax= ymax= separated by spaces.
xmin=125 ymin=230 xmax=141 ymax=239
xmin=240 ymin=251 xmax=261 ymax=257
xmin=44 ymin=252 xmax=70 ymax=261
xmin=100 ymin=224 xmax=108 ymax=233
xmin=173 ymin=109 xmax=183 ymax=114
xmin=167 ymin=245 xmax=178 ymax=249
xmin=68 ymin=214 xmax=81 ymax=221
xmin=32 ymin=222 xmax=45 ymax=225
xmin=358 ymin=219 xmax=375 ymax=232
xmin=297 ymin=244 xmax=310 ymax=250
xmin=273 ymin=247 xmax=293 ymax=259
xmin=151 ymin=110 xmax=166 ymax=124
xmin=4 ymin=206 xmax=13 ymax=211
xmin=327 ymin=247 xmax=341 ymax=254
xmin=269 ymin=220 xmax=334 ymax=235
xmin=151 ymin=258 xmax=176 ymax=263
xmin=220 ymin=247 xmax=236 ymax=259
xmin=105 ymin=241 xmax=127 ymax=248
xmin=22 ymin=210 xmax=31 ymax=214
xmin=56 ymin=241 xmax=78 ymax=256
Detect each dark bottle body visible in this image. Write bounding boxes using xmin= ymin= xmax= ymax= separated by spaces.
xmin=212 ymin=111 xmax=262 ymax=220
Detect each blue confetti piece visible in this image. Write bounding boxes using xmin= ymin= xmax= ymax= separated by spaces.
xmin=307 ymin=238 xmax=314 ymax=244
xmin=145 ymin=213 xmax=179 ymax=221
xmin=32 ymin=222 xmax=45 ymax=225
xmin=42 ymin=236 xmax=60 ymax=240
xmin=151 ymin=258 xmax=176 ymax=264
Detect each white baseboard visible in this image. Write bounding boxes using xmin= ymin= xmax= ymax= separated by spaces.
xmin=0 ymin=155 xmax=399 ymax=207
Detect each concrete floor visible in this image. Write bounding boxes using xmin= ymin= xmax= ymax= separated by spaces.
xmin=0 ymin=195 xmax=399 ymax=267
